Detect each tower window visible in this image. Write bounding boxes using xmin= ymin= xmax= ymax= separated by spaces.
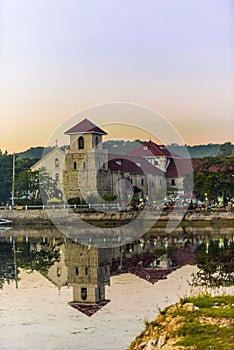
xmin=85 ymin=266 xmax=88 ymax=275
xmin=57 ymin=267 xmax=61 ymax=277
xmin=55 ymin=158 xmax=59 ymax=167
xmin=81 ymin=287 xmax=87 ymax=300
xmin=95 ymin=136 xmax=99 ymax=146
xmin=78 ymin=136 xmax=84 ymax=149
xmin=141 ymin=178 xmax=144 ymax=186
xmin=75 ymin=267 xmax=79 ymax=276
xmin=74 ymin=162 xmax=77 ymax=170
xmin=55 ymin=173 xmax=59 ymax=182
xmin=171 ymin=179 xmax=176 ymax=186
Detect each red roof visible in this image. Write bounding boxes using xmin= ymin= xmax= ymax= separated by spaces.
xmin=108 ymin=153 xmax=164 ymax=175
xmin=65 ymin=118 xmax=107 ymax=135
xmin=127 ymin=140 xmax=180 ymax=158
xmin=127 ymin=140 xmax=165 ymax=157
xmin=166 ymin=158 xmax=193 ymax=178
xmin=192 ymin=158 xmax=233 ymax=173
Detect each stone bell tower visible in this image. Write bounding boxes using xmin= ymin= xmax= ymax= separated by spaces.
xmin=63 ymin=118 xmax=109 ymax=200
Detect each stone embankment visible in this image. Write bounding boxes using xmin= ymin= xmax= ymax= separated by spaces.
xmin=1 ymin=208 xmax=234 ymax=227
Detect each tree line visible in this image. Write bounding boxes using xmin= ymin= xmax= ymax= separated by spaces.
xmin=0 ymin=151 xmax=58 ymax=205
xmin=16 ymin=142 xmax=234 ymax=159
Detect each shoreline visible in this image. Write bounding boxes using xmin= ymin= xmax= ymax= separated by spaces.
xmin=1 ymin=209 xmax=234 ymax=227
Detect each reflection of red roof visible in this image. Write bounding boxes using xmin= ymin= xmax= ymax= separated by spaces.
xmin=133 ymin=267 xmax=176 ymax=284
xmin=65 ymin=118 xmax=107 ymax=135
xmin=108 ymin=153 xmax=164 ymax=175
xmin=69 ymin=300 xmax=110 ymax=317
xmin=111 ymin=254 xmax=175 ymax=284
xmin=111 ymin=246 xmax=194 ymax=284
xmin=166 ymin=158 xmax=193 ymax=178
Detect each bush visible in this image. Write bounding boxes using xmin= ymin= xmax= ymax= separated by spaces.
xmin=101 ymin=194 xmax=118 ymax=202
xmin=67 ymin=197 xmax=86 ymax=205
xmin=15 ymin=198 xmax=43 ymax=206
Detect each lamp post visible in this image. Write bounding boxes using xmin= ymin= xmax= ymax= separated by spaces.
xmin=11 ymin=153 xmax=15 ymax=207
xmin=204 ymin=192 xmax=208 ymax=210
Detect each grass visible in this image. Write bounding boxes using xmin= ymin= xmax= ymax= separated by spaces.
xmin=174 ymin=294 xmax=234 ymax=350
xmin=128 ymin=294 xmax=234 ymax=350
xmin=181 ymin=294 xmax=234 ymax=308
xmin=176 ymin=321 xmax=234 ymax=350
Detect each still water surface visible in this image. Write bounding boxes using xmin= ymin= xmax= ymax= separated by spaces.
xmin=0 ymin=226 xmax=233 ymax=350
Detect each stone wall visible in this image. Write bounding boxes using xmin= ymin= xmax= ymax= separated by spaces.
xmin=1 ymin=208 xmax=234 ymax=226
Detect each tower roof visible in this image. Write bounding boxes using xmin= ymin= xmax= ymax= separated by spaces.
xmin=65 ymin=118 xmax=107 ymax=135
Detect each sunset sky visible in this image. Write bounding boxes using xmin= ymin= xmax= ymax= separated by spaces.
xmin=1 ymin=0 xmax=233 ymax=153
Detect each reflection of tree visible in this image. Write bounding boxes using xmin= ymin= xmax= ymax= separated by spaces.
xmin=0 ymin=242 xmax=18 ymax=288
xmin=0 ymin=240 xmax=61 ymax=288
xmin=17 ymin=241 xmax=61 ymax=274
xmin=192 ymin=239 xmax=234 ymax=287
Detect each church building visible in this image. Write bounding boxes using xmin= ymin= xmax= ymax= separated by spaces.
xmin=33 ymin=118 xmax=191 ymax=203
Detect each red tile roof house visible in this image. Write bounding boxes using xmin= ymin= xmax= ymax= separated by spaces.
xmin=126 ymin=140 xmax=193 ymax=195
xmin=108 ymin=153 xmax=166 ymax=202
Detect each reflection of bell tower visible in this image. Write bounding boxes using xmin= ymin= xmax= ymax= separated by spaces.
xmin=63 ymin=118 xmax=108 ymax=200
xmin=65 ymin=241 xmax=112 ymax=316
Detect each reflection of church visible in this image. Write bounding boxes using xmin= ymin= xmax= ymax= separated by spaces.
xmin=44 ymin=236 xmax=194 ymax=316
xmin=0 ymin=233 xmax=195 ymax=317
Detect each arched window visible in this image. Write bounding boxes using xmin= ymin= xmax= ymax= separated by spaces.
xmin=74 ymin=162 xmax=77 ymax=170
xmin=75 ymin=267 xmax=79 ymax=276
xmin=78 ymin=136 xmax=84 ymax=149
xmin=141 ymin=178 xmax=144 ymax=186
xmin=55 ymin=173 xmax=59 ymax=182
xmin=55 ymin=158 xmax=59 ymax=167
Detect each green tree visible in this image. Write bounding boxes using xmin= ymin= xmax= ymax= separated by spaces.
xmin=38 ymin=167 xmax=60 ymax=202
xmin=0 ymin=153 xmax=13 ymax=203
xmin=193 ymin=155 xmax=234 ymax=199
xmin=15 ymin=170 xmax=40 ymax=201
xmin=219 ymin=142 xmax=234 ymax=156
